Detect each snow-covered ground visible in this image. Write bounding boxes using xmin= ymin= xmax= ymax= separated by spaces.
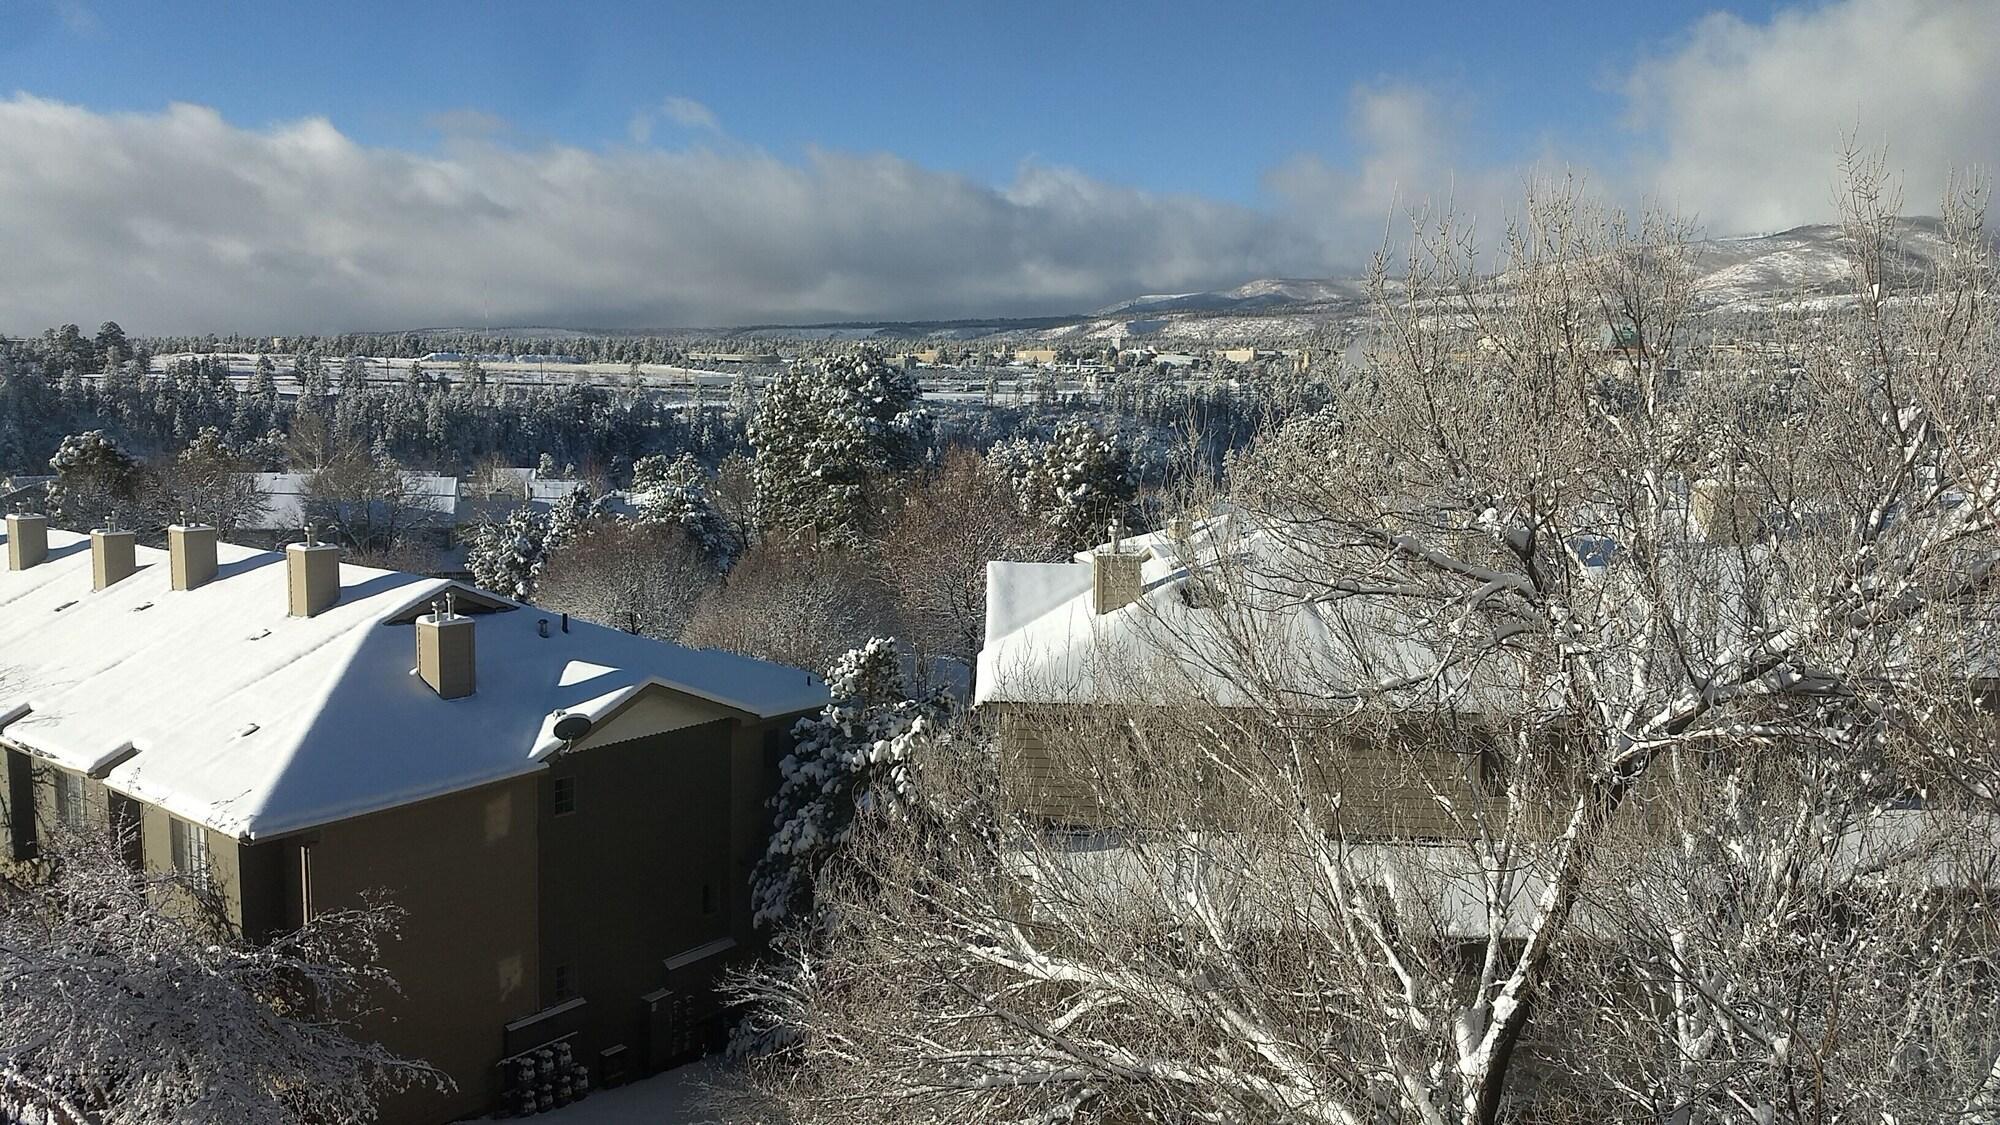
xmin=468 ymin=1058 xmax=774 ymax=1123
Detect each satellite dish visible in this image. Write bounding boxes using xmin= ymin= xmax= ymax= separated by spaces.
xmin=552 ymin=713 xmax=592 ymax=742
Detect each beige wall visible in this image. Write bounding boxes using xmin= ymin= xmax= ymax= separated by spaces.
xmin=0 ymin=689 xmax=810 ymax=1124
xmin=992 ymin=703 xmax=1518 ymax=839
xmin=296 ymin=774 xmax=543 ymax=1125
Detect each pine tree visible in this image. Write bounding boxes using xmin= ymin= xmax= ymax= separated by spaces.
xmin=467 ymin=507 xmax=549 ymax=602
xmin=995 ymin=417 xmax=1139 ymax=548
xmin=747 ymin=351 xmax=923 ymax=542
xmin=45 ymin=429 xmax=142 ymax=529
xmin=543 ymin=484 xmax=607 ymax=555
xmin=749 ymin=637 xmax=943 ymax=930
xmin=630 ymin=452 xmax=737 ymax=564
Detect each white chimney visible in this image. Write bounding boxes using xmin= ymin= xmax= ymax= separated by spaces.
xmin=169 ymin=523 xmax=218 ymax=591
xmin=286 ymin=530 xmax=340 ymax=617
xmin=91 ymin=520 xmax=136 ymax=590
xmin=5 ymin=511 xmax=47 ymax=571
xmin=416 ymin=592 xmax=476 ymax=699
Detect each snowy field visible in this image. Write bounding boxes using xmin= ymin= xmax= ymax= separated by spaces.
xmin=133 ymin=352 xmax=1218 ymax=407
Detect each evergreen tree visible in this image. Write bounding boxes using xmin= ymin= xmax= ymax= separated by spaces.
xmin=630 ymin=452 xmax=737 ymax=564
xmin=996 ymin=417 xmax=1139 ymax=548
xmin=338 ymin=355 xmax=368 ymax=398
xmin=747 ymin=351 xmax=923 ymax=542
xmin=749 ymin=637 xmax=943 ymax=930
xmin=45 ymin=430 xmax=143 ymax=529
xmin=467 ymin=507 xmax=549 ymax=602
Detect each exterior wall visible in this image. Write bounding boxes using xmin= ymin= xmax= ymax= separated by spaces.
xmin=137 ymin=802 xmax=248 ymax=925
xmin=0 ymin=692 xmax=809 ymax=1124
xmin=1 ymin=747 xmax=33 ymax=862
xmin=992 ymin=702 xmax=1509 ymax=838
xmin=286 ymin=774 xmax=543 ymax=1125
xmin=536 ymin=715 xmax=738 ymax=1075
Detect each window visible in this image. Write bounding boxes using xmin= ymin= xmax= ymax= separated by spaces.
xmin=701 ymin=882 xmax=717 ymax=916
xmin=551 ymin=776 xmax=576 ymax=817
xmin=169 ymin=816 xmax=212 ymax=884
xmin=54 ymin=770 xmax=86 ymax=831
xmin=552 ymin=963 xmax=574 ymax=1003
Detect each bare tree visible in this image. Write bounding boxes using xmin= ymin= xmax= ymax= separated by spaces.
xmin=303 ymin=450 xmax=439 ymax=556
xmin=738 ymin=166 xmax=2000 ymax=1125
xmin=0 ymin=830 xmax=445 ymax=1124
xmin=681 ymin=538 xmax=889 ymax=676
xmin=877 ymin=448 xmax=1064 ymax=683
xmin=536 ymin=520 xmax=717 ymax=641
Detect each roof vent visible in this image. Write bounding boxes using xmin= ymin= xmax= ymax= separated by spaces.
xmin=91 ymin=518 xmax=137 ymax=590
xmin=286 ymin=527 xmax=341 ymax=617
xmin=5 ymin=511 xmax=47 ymax=571
xmin=169 ymin=522 xmax=218 ymax=591
xmin=1092 ymin=520 xmax=1142 ymax=615
xmin=417 ymin=592 xmax=476 ymax=700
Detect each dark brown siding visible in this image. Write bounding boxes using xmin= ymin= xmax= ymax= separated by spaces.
xmin=537 ymin=717 xmax=737 ymax=1070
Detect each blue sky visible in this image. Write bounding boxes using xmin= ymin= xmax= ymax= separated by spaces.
xmin=6 ymin=0 xmax=1785 ymax=203
xmin=0 ymin=0 xmax=1992 ymax=332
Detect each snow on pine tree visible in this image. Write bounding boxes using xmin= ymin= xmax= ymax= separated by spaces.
xmin=996 ymin=417 xmax=1138 ymax=549
xmin=750 ymin=637 xmax=943 ymax=930
xmin=747 ymin=351 xmax=923 ymax=542
xmin=467 ymin=507 xmax=549 ymax=602
xmin=0 ymin=830 xmax=446 ymax=1124
xmin=629 ymin=452 xmax=737 ymax=565
xmin=542 ymin=483 xmax=608 ymax=555
xmin=44 ymin=429 xmax=142 ymax=529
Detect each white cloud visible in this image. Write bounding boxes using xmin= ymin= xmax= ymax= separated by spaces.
xmin=0 ymin=96 xmax=1335 ymax=333
xmin=1623 ymin=0 xmax=2000 ymax=233
xmin=4 ymin=1 xmax=1998 ymax=334
xmin=629 ymin=95 xmax=722 ymax=144
xmin=661 ymin=96 xmax=720 ymax=133
xmin=1263 ymin=85 xmax=1574 ymax=266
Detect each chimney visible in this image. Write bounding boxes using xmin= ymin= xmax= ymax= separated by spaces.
xmin=91 ymin=521 xmax=137 ymax=590
xmin=1091 ymin=522 xmax=1142 ymax=615
xmin=416 ymin=593 xmax=476 ymax=699
xmin=1690 ymin=477 xmax=1757 ymax=545
xmin=5 ymin=511 xmax=47 ymax=571
xmin=286 ymin=530 xmax=341 ymax=617
xmin=168 ymin=523 xmax=218 ymax=591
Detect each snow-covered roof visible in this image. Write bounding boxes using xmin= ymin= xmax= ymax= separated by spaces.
xmin=0 ymin=528 xmax=827 ymax=841
xmin=525 ymin=477 xmax=590 ymax=503
xmin=977 ymin=514 xmax=1532 ymax=713
xmin=240 ymin=472 xmax=460 ymax=531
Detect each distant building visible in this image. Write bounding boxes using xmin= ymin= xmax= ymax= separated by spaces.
xmin=1012 ymin=348 xmax=1060 ymax=366
xmin=0 ymin=519 xmax=825 ymax=1122
xmin=684 ymin=351 xmax=781 ymax=365
xmin=417 ymin=352 xmax=513 ymax=365
xmin=234 ymin=472 xmax=460 ymax=546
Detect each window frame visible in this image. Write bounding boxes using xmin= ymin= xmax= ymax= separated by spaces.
xmin=169 ymin=815 xmax=213 ymax=885
xmin=551 ymin=775 xmax=576 ymax=817
xmin=53 ymin=769 xmax=87 ymax=831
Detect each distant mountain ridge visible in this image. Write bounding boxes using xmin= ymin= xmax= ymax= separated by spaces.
xmin=397 ymin=218 xmax=1968 ymax=344
xmin=1093 ymin=277 xmax=1368 ymax=317
xmin=1087 ymin=218 xmax=1962 ymax=321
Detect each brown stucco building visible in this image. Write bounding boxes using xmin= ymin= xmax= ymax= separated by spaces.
xmin=0 ymin=514 xmax=825 ymax=1122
